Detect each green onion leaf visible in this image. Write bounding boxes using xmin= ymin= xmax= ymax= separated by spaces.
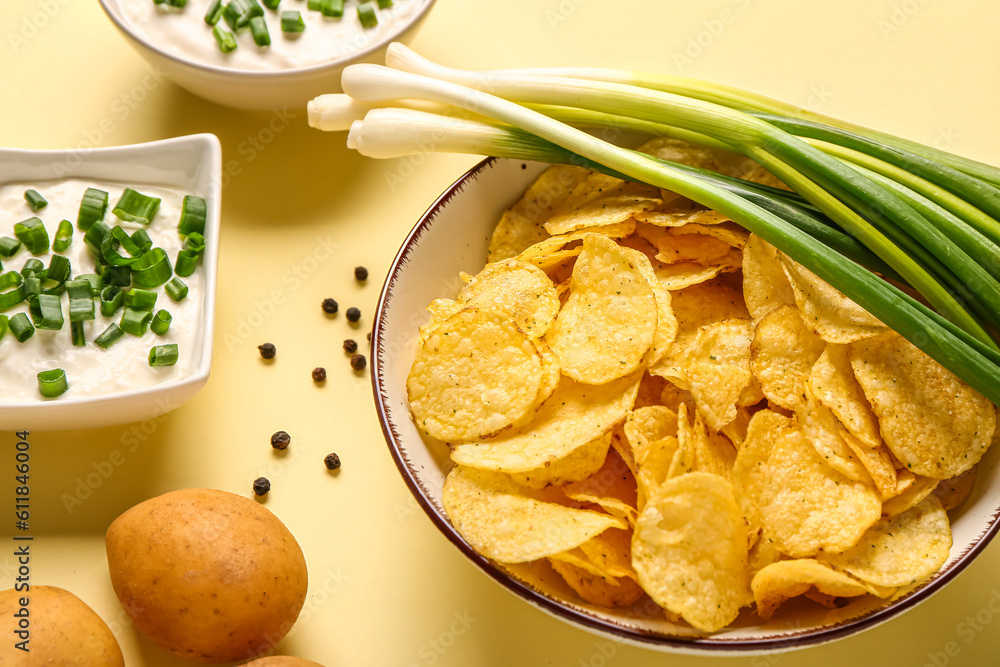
xmin=24 ymin=189 xmax=47 ymax=211
xmin=70 ymin=321 xmax=86 ymax=347
xmin=151 ymin=309 xmax=172 ymax=335
xmin=94 ymin=323 xmax=124 ymax=349
xmin=53 ymin=219 xmax=73 ymax=252
xmin=356 ymin=1 xmax=376 ymax=26
xmin=29 ymin=293 xmax=63 ymax=330
xmin=37 ymin=369 xmax=68 ymax=398
xmin=281 ymin=10 xmax=305 ymax=32
xmin=131 ymin=248 xmax=172 ymax=288
xmin=120 ymin=307 xmax=153 ymax=336
xmin=67 ymin=279 xmax=96 ymax=322
xmin=14 ymin=217 xmax=49 ymax=255
xmin=205 ymin=0 xmax=224 ymax=24
xmin=78 ymin=187 xmax=108 ymax=231
xmin=0 ymin=271 xmax=25 ymax=311
xmin=9 ymin=312 xmax=33 ymax=342
xmin=0 ymin=237 xmax=22 ymax=258
xmin=113 ymin=188 xmax=161 ymax=225
xmin=100 ymin=285 xmax=125 ymax=317
xmin=165 ymin=277 xmax=189 ymax=302
xmin=178 ymin=195 xmax=208 ymax=236
xmin=125 ymin=288 xmax=158 ymax=311
xmin=250 ymin=15 xmax=270 ymax=46
xmin=149 ymin=343 xmax=179 ymax=367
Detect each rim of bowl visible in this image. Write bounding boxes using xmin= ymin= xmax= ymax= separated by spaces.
xmin=97 ymin=0 xmax=437 ymax=80
xmin=371 ymin=156 xmax=1000 ymax=653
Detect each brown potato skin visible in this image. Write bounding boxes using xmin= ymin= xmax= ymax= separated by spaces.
xmin=106 ymin=488 xmax=308 ymax=663
xmin=0 ymin=585 xmax=124 ymax=665
xmin=242 ymin=658 xmax=326 ymax=666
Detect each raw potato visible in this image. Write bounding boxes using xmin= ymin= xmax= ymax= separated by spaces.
xmin=242 ymin=658 xmax=326 ymax=666
xmin=0 ymin=586 xmax=124 ymax=665
xmin=106 ymin=488 xmax=309 ymax=663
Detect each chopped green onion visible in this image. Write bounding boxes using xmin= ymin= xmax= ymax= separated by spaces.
xmin=9 ymin=313 xmax=33 ymax=342
xmin=262 ymin=0 xmax=280 ymax=8
xmin=131 ymin=228 xmax=153 ymax=255
xmin=281 ymin=10 xmax=305 ymax=32
xmin=125 ymin=288 xmax=158 ymax=311
xmin=165 ymin=0 xmax=188 ymax=6
xmin=321 ymin=0 xmax=344 ymax=17
xmin=376 ymin=0 xmax=392 ymax=8
xmin=14 ymin=217 xmax=49 ymax=255
xmin=37 ymin=369 xmax=68 ymax=398
xmin=78 ymin=187 xmax=108 ymax=231
xmin=0 ymin=237 xmax=21 ymax=258
xmin=99 ymin=264 xmax=131 ymax=287
xmin=20 ymin=258 xmax=43 ymax=277
xmin=131 ymin=248 xmax=172 ymax=288
xmin=238 ymin=0 xmax=264 ymax=27
xmin=94 ymin=323 xmax=124 ymax=348
xmin=165 ymin=277 xmax=189 ymax=302
xmin=213 ymin=23 xmax=238 ymax=53
xmin=24 ymin=189 xmax=47 ymax=211
xmin=250 ymin=15 xmax=270 ymax=46
xmin=0 ymin=271 xmax=25 ymax=311
xmin=356 ymin=1 xmax=377 ymax=27
xmin=0 ymin=314 xmax=7 ymax=341
xmin=102 ymin=226 xmax=144 ymax=266
xmin=70 ymin=321 xmax=86 ymax=347
xmin=151 ymin=309 xmax=172 ymax=335
xmin=205 ymin=0 xmax=224 ymax=23
xmin=223 ymin=0 xmax=247 ymax=29
xmin=23 ymin=274 xmax=40 ymax=302
xmin=77 ymin=273 xmax=102 ymax=296
xmin=184 ymin=231 xmax=206 ymax=253
xmin=46 ymin=254 xmax=71 ymax=284
xmin=306 ymin=0 xmax=321 ymax=10
xmin=100 ymin=285 xmax=125 ymax=317
xmin=29 ymin=294 xmax=63 ymax=330
xmin=120 ymin=307 xmax=153 ymax=336
xmin=149 ymin=343 xmax=179 ymax=367
xmin=174 ymin=249 xmax=200 ymax=277
xmin=67 ymin=280 xmax=96 ymax=322
xmin=113 ymin=188 xmax=161 ymax=225
xmin=179 ymin=195 xmax=207 ymax=235
xmin=84 ymin=220 xmax=112 ymax=257
xmin=53 ymin=219 xmax=73 ymax=252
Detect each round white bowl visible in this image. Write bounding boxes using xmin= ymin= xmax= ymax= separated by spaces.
xmin=370 ymin=156 xmax=1000 ymax=654
xmin=98 ymin=0 xmax=436 ymax=111
xmin=0 ymin=135 xmax=221 ymax=432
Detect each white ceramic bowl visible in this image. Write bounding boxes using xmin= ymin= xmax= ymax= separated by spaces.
xmin=371 ymin=156 xmax=1000 ymax=654
xmin=98 ymin=0 xmax=436 ymax=111
xmin=0 ymin=134 xmax=221 ymax=432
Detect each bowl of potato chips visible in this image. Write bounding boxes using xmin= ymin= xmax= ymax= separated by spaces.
xmin=371 ymin=140 xmax=1000 ymax=653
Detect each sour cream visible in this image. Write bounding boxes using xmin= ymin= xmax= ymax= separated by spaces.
xmin=0 ymin=180 xmax=205 ymax=402
xmin=119 ymin=0 xmax=424 ymax=72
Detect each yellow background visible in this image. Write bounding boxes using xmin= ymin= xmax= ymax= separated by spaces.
xmin=2 ymin=0 xmax=1000 ymax=664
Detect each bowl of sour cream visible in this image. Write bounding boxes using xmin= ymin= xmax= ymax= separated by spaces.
xmin=0 ymin=135 xmax=221 ymax=431
xmin=99 ymin=0 xmax=436 ymax=110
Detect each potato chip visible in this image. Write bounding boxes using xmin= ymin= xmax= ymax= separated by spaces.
xmin=549 ymin=547 xmax=615 ymax=579
xmin=843 ymin=439 xmax=898 ymax=501
xmin=779 ymin=254 xmax=888 ymax=343
xmin=517 ymin=221 xmax=637 ymax=266
xmin=881 ymin=473 xmax=938 ymax=518
xmin=637 ymin=137 xmax=750 ymax=177
xmin=655 ymin=234 xmax=733 ymax=265
xmin=635 ymin=209 xmax=733 ymax=228
xmin=678 ymin=402 xmax=737 ymax=480
xmin=549 ymin=559 xmax=645 ymax=607
xmin=796 ymin=384 xmax=871 ymax=483
xmin=750 ymin=305 xmax=826 ymax=411
xmin=631 ymin=251 xmax=679 ymax=367
xmin=488 ymin=165 xmax=591 ymax=261
xmin=733 ymin=410 xmax=881 ymax=557
xmin=442 ymin=466 xmax=627 ymax=563
xmin=563 ymin=448 xmax=639 ymax=527
xmin=850 ymin=332 xmax=996 ymax=479
xmin=719 ymin=406 xmax=753 ymax=450
xmin=670 ymin=222 xmax=750 ymax=249
xmin=456 ymin=258 xmax=560 ymax=339
xmin=652 ymin=251 xmax=743 ymax=290
xmin=751 ymin=559 xmax=877 ymax=620
xmin=543 ymin=173 xmax=662 ymax=235
xmin=819 ymin=496 xmax=952 ymax=588
xmin=510 ymin=432 xmax=611 ymax=489
xmin=664 ymin=274 xmax=750 ymax=343
xmin=808 ymin=344 xmax=882 ymax=449
xmin=545 ymin=235 xmax=657 ymax=384
xmin=579 ymin=527 xmax=638 ymax=581
xmin=417 ymin=298 xmax=463 ymax=343
xmin=742 ymin=234 xmax=796 ymax=323
xmin=632 ymin=472 xmax=750 ymax=632
xmin=408 ymin=308 xmax=542 ymax=442
xmin=624 ymin=406 xmax=681 ymax=502
xmin=451 ymin=373 xmax=640 ymax=472
xmin=933 ymin=465 xmax=977 ymax=512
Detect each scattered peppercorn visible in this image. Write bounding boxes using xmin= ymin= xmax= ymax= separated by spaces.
xmin=354 ymin=266 xmax=368 ymax=281
xmin=322 ymin=298 xmax=338 ymax=314
xmin=258 ymin=342 xmax=276 ymax=359
xmin=312 ymin=367 xmax=327 ymax=382
xmin=324 ymin=453 xmax=341 ymax=470
xmin=350 ymin=353 xmax=367 ymax=371
xmin=252 ymin=477 xmax=270 ymax=496
xmin=270 ymin=430 xmax=291 ymax=450
xmin=346 ymin=307 xmax=361 ymax=323
xmin=343 ymin=338 xmax=358 ymax=353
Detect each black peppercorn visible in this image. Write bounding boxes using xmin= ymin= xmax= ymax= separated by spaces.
xmin=324 ymin=453 xmax=341 ymax=470
xmin=346 ymin=307 xmax=361 ymax=323
xmin=312 ymin=367 xmax=327 ymax=382
xmin=322 ymin=298 xmax=338 ymax=314
xmin=343 ymin=339 xmax=358 ymax=353
xmin=258 ymin=342 xmax=276 ymax=359
xmin=350 ymin=353 xmax=367 ymax=371
xmin=270 ymin=430 xmax=291 ymax=450
xmin=354 ymin=266 xmax=368 ymax=281
xmin=252 ymin=477 xmax=270 ymax=496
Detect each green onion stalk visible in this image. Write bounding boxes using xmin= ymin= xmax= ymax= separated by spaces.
xmin=325 ymin=54 xmax=1000 ymax=406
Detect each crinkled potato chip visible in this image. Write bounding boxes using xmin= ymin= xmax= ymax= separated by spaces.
xmin=751 ymin=559 xmax=878 ymax=620
xmin=820 ymin=496 xmax=952 ymax=588
xmin=780 ymin=254 xmax=888 ymax=343
xmin=933 ymin=465 xmax=977 ymax=512
xmin=797 ymin=383 xmax=871 ymax=484
xmin=517 ymin=221 xmax=637 ymax=267
xmin=742 ymin=234 xmax=796 ymax=324
xmin=750 ymin=305 xmax=826 ymax=411
xmin=881 ymin=472 xmax=938 ymax=518
xmin=442 ymin=466 xmax=626 ymax=563
xmin=678 ymin=402 xmax=737 ymax=480
xmin=549 ymin=559 xmax=645 ymax=608
xmin=653 ymin=250 xmax=743 ymax=290
xmin=417 ymin=298 xmax=463 ymax=343
xmin=510 ymin=432 xmax=611 ymax=489
xmin=733 ymin=410 xmax=881 ymax=557
xmin=632 ymin=472 xmax=750 ymax=632
xmin=451 ymin=373 xmax=640 ymax=472
xmin=843 ymin=439 xmax=898 ymax=501
xmin=563 ymin=448 xmax=639 ymax=527
xmin=635 ymin=208 xmax=734 ymax=228
xmin=408 ymin=308 xmax=542 ymax=442
xmin=655 ymin=234 xmax=733 ymax=265
xmin=631 ymin=252 xmax=679 ymax=367
xmin=670 ymin=222 xmax=750 ymax=249
xmin=543 ymin=173 xmax=662 ymax=235
xmin=489 ymin=165 xmax=591 ymax=261
xmin=457 ymin=258 xmax=560 ymax=339
xmin=808 ymin=344 xmax=882 ymax=449
xmin=545 ymin=235 xmax=657 ymax=384
xmin=664 ymin=274 xmax=750 ymax=345
xmin=579 ymin=528 xmax=638 ymax=582
xmin=624 ymin=406 xmax=681 ymax=502
xmin=850 ymin=332 xmax=996 ymax=479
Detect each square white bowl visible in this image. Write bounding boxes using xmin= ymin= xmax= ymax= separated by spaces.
xmin=0 ymin=134 xmax=221 ymax=431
